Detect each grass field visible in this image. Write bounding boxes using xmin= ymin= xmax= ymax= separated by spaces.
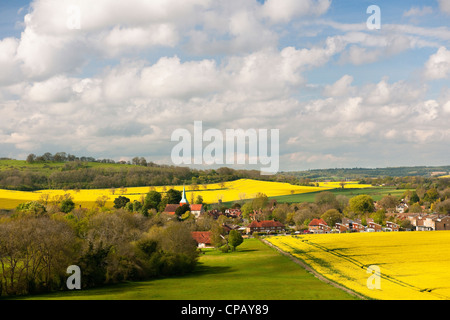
xmin=270 ymin=187 xmax=407 ymax=204
xmin=267 ymin=232 xmax=450 ymax=300
xmin=0 ymin=179 xmax=373 ymax=210
xmin=10 ymin=239 xmax=356 ymax=300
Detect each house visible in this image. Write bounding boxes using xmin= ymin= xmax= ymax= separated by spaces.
xmin=385 ymin=221 xmax=400 ymax=232
xmin=396 ymin=201 xmax=408 ymax=214
xmin=308 ymin=218 xmax=331 ymax=234
xmin=435 ymin=216 xmax=450 ymax=231
xmin=334 ymin=223 xmax=349 ymax=233
xmin=190 ymin=204 xmax=205 ymax=218
xmin=408 ymin=214 xmax=423 ymax=228
xmin=246 ymin=220 xmax=285 ymax=234
xmin=224 ymin=208 xmax=242 ymax=218
xmin=341 ymin=218 xmax=364 ymax=232
xmin=408 ymin=214 xmax=450 ymax=231
xmin=351 ymin=222 xmax=365 ymax=232
xmin=419 ymin=214 xmax=450 ymax=231
xmin=191 ymin=231 xmax=212 ymax=248
xmin=163 ymin=203 xmax=204 ymax=217
xmin=367 ymin=218 xmax=382 ymax=232
xmin=163 ymin=204 xmax=181 ymax=215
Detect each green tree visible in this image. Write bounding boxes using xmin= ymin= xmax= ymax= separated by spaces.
xmin=424 ymin=188 xmax=439 ymax=202
xmin=252 ymin=193 xmax=268 ymax=210
xmin=228 ymin=230 xmax=243 ymax=251
xmin=315 ymin=191 xmax=338 ymax=208
xmin=409 ymin=191 xmax=420 ymax=204
xmin=60 ymin=198 xmax=76 ymax=213
xmin=133 ymin=200 xmax=143 ymax=212
xmin=349 ymin=195 xmax=375 ymax=215
xmin=371 ymin=209 xmax=386 ymax=225
xmin=175 ymin=204 xmax=190 ymax=218
xmin=435 ymin=199 xmax=450 ymax=214
xmin=210 ymin=223 xmax=226 ymax=248
xmin=408 ymin=203 xmax=422 ymax=213
xmin=16 ymin=201 xmax=47 ymax=215
xmin=113 ymin=196 xmax=130 ymax=209
xmin=195 ymin=195 xmax=204 ymax=205
xmin=145 ymin=191 xmax=162 ymax=209
xmin=166 ymin=189 xmax=182 ymax=204
xmin=272 ymin=203 xmax=289 ymax=224
xmin=320 ymin=209 xmax=342 ymax=228
xmin=240 ymin=202 xmax=253 ymax=220
xmin=378 ymin=195 xmax=399 ymax=211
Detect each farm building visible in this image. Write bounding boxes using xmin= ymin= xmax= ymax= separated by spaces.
xmin=308 ymin=218 xmax=331 ymax=234
xmin=246 ymin=220 xmax=285 ymax=234
xmin=191 ymin=231 xmax=212 ymax=248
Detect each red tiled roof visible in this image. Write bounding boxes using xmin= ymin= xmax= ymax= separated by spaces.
xmin=190 ymin=204 xmax=203 ymax=211
xmin=191 ymin=231 xmax=211 ymax=244
xmin=309 ymin=218 xmax=327 ymax=226
xmin=164 ymin=203 xmax=203 ymax=214
xmin=164 ymin=204 xmax=180 ymax=214
xmin=247 ymin=220 xmax=285 ymax=228
xmin=164 ymin=204 xmax=179 ymax=214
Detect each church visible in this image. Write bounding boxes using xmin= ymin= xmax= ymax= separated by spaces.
xmin=163 ymin=185 xmax=205 ymax=218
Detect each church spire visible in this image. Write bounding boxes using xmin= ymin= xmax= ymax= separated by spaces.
xmin=180 ymin=185 xmax=189 ymax=205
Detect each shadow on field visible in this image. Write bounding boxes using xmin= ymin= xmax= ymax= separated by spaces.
xmin=193 ymin=264 xmax=233 ymax=275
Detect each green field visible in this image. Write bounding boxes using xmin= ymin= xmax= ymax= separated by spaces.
xmin=0 ymin=159 xmax=129 ymax=173
xmin=9 ymin=239 xmax=356 ymax=300
xmin=269 ymin=187 xmax=408 ymax=204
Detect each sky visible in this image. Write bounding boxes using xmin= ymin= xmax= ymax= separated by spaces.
xmin=0 ymin=0 xmax=449 ymax=172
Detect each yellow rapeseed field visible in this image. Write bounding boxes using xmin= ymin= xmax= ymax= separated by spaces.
xmin=0 ymin=179 xmax=355 ymax=209
xmin=317 ymin=181 xmax=372 ymax=189
xmin=267 ymin=232 xmax=450 ymax=300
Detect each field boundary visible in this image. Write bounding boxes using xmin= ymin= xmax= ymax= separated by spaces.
xmin=261 ymin=239 xmax=368 ymax=300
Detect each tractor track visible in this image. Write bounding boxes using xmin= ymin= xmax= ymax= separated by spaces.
xmin=264 ymin=237 xmax=450 ymax=300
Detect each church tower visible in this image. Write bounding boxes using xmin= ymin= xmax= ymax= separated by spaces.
xmin=180 ymin=185 xmax=189 ymax=205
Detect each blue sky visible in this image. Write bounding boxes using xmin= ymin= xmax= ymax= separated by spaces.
xmin=0 ymin=0 xmax=449 ymax=172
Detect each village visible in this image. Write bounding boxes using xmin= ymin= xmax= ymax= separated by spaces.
xmin=163 ymin=186 xmax=450 ymax=249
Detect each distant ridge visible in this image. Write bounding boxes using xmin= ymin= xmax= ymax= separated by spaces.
xmin=281 ymin=165 xmax=450 ymax=179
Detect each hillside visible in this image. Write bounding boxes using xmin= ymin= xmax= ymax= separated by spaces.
xmin=0 ymin=158 xmax=274 ymax=191
xmin=1 ymin=153 xmax=449 ymax=192
xmin=281 ymin=166 xmax=450 ymax=180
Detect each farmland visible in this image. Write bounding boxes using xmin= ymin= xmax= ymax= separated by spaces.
xmin=266 ymin=232 xmax=450 ymax=300
xmin=0 ymin=179 xmax=372 ymax=210
xmin=270 ymin=186 xmax=407 ymax=204
xmin=10 ymin=238 xmax=356 ymax=300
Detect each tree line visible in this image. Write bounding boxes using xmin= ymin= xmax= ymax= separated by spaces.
xmin=0 ymin=152 xmax=276 ymax=191
xmin=0 ymin=203 xmax=200 ymax=297
xmin=284 ymin=166 xmax=450 ymax=180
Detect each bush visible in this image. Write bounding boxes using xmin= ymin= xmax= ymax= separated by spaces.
xmin=220 ymin=244 xmax=230 ymax=253
xmin=113 ymin=196 xmax=130 ymax=209
xmin=228 ymin=230 xmax=243 ymax=251
xmin=61 ymin=198 xmax=75 ymax=213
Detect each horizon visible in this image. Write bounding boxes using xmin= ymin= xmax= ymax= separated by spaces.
xmin=0 ymin=0 xmax=449 ymax=172
xmin=1 ymin=154 xmax=449 ymax=174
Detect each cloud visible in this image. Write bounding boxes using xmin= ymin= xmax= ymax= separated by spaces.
xmin=0 ymin=38 xmax=21 ymax=85
xmin=0 ymin=0 xmax=449 ymax=170
xmin=261 ymin=0 xmax=331 ymax=23
xmin=437 ymin=0 xmax=450 ymax=15
xmin=403 ymin=6 xmax=433 ymax=17
xmin=424 ymin=46 xmax=450 ymax=80
xmin=323 ymin=75 xmax=355 ymax=97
